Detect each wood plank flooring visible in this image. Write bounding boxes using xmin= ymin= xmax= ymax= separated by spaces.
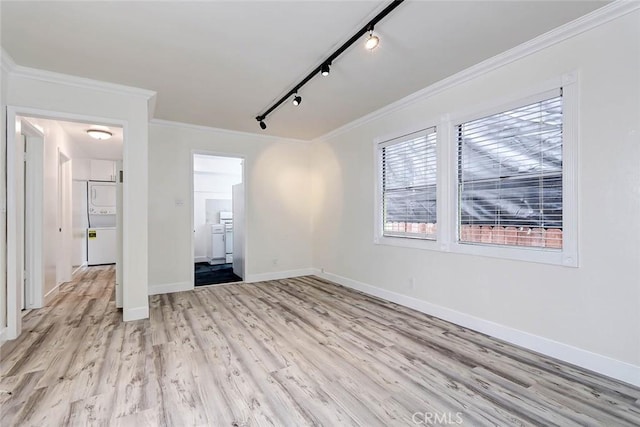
xmin=1 ymin=266 xmax=639 ymax=426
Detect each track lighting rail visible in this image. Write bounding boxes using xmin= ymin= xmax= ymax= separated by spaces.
xmin=255 ymin=0 xmax=404 ymax=129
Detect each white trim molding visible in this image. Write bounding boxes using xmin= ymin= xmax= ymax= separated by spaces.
xmin=315 ymin=0 xmax=640 ymax=142
xmin=150 ymin=118 xmax=309 ymax=145
xmin=10 ymin=63 xmax=156 ymax=100
xmin=149 ymin=281 xmax=193 ymax=296
xmin=245 ymin=268 xmax=317 ymax=283
xmin=123 ymin=306 xmax=150 ymax=322
xmin=316 ymin=270 xmax=640 ymax=388
xmin=1 ymin=47 xmax=17 ymax=74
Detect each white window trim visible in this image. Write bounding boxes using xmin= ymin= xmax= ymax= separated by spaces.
xmin=447 ymin=72 xmax=579 ymax=267
xmin=373 ymin=124 xmax=441 ymax=251
xmin=373 ymin=71 xmax=579 ymax=267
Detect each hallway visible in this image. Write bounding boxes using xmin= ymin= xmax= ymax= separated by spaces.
xmin=0 ymin=266 xmax=123 ymax=425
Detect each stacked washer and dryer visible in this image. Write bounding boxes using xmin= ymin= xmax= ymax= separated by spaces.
xmin=87 ymin=181 xmax=117 ymax=265
xmin=207 ymin=211 xmax=233 ymax=265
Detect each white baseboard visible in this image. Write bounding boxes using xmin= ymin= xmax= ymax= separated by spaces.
xmin=194 ymin=256 xmax=209 ymax=263
xmin=245 ymin=268 xmax=317 ymax=283
xmin=148 ymin=281 xmax=193 ymax=296
xmin=43 ymin=285 xmax=60 ymax=306
xmin=71 ymin=263 xmax=87 ymax=275
xmin=123 ymin=305 xmax=149 ymax=321
xmin=316 ymin=270 xmax=640 ymax=388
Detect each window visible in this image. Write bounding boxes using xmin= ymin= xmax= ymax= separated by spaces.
xmin=379 ymin=128 xmax=437 ymax=240
xmin=456 ymin=90 xmax=563 ymax=250
xmin=373 ymin=74 xmax=577 ymax=266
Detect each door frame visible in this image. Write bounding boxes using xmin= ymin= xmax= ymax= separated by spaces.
xmin=6 ymin=106 xmax=128 ymax=340
xmin=190 ymin=150 xmax=247 ymax=288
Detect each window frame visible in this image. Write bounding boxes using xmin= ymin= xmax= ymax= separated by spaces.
xmin=447 ymin=73 xmax=579 ymax=266
xmin=373 ymin=72 xmax=578 ymax=267
xmin=374 ymin=124 xmax=444 ymax=251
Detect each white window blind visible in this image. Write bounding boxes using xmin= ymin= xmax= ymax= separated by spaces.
xmin=457 ymin=90 xmax=563 ymax=249
xmin=380 ymin=127 xmax=437 ymax=239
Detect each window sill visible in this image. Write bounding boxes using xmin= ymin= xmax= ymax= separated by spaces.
xmin=374 ymin=235 xmax=577 ymax=267
xmin=374 ymin=235 xmax=443 ymax=252
xmin=451 ymin=241 xmax=577 ymax=267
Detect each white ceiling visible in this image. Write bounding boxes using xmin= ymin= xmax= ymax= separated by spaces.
xmin=25 ymin=117 xmax=123 ymax=160
xmin=1 ymin=1 xmax=608 ymax=140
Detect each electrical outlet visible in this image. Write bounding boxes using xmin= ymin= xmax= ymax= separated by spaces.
xmin=272 ymin=258 xmax=278 ymax=266
xmin=408 ymin=277 xmax=415 ymax=289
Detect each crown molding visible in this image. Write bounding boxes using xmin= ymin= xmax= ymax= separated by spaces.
xmin=1 ymin=48 xmax=17 ymax=75
xmin=150 ymin=118 xmax=310 ymax=144
xmin=315 ymin=0 xmax=640 ymax=142
xmin=9 ymin=60 xmax=156 ymax=100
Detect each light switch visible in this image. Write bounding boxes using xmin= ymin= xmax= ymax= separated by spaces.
xmin=175 ymin=199 xmax=184 ymax=207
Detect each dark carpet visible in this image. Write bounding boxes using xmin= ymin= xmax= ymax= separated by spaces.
xmin=194 ymin=262 xmax=242 ymax=286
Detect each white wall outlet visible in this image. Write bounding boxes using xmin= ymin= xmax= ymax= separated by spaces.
xmin=272 ymin=258 xmax=278 ymax=266
xmin=409 ymin=277 xmax=415 ymax=289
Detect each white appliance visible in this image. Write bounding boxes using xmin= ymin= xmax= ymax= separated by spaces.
xmin=220 ymin=211 xmax=233 ymax=263
xmin=207 ymin=224 xmax=226 ymax=265
xmin=87 ymin=227 xmax=117 ymax=265
xmin=87 ymin=181 xmax=117 ymax=265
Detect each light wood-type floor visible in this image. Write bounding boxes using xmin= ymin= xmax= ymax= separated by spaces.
xmin=1 ymin=266 xmax=639 ymax=426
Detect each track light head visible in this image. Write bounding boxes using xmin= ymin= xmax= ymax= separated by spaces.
xmin=256 ymin=116 xmax=267 ymax=130
xmin=320 ymin=63 xmax=330 ymax=76
xmin=292 ymin=94 xmax=302 ymax=106
xmin=365 ymin=30 xmax=380 ymax=50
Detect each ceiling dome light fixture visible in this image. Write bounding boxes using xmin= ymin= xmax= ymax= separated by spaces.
xmin=320 ymin=63 xmax=331 ymax=76
xmin=365 ymin=30 xmax=380 ymax=50
xmin=292 ymin=94 xmax=302 ymax=106
xmin=86 ymin=129 xmax=113 ymax=140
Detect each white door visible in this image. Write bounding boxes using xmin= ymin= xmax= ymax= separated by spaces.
xmin=19 ymin=130 xmax=46 ymax=310
xmin=24 ymin=133 xmax=45 ymax=309
xmin=232 ymin=183 xmax=245 ymax=279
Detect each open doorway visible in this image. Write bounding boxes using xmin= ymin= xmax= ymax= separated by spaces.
xmin=16 ymin=115 xmax=123 ymax=311
xmin=192 ymin=153 xmax=245 ymax=286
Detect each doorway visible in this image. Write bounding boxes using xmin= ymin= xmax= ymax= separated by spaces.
xmin=5 ymin=109 xmax=125 ymax=340
xmin=191 ymin=153 xmax=245 ymax=286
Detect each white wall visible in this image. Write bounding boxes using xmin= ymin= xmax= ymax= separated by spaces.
xmin=311 ymin=10 xmax=640 ymax=382
xmin=7 ymin=72 xmax=152 ymax=321
xmin=31 ymin=119 xmax=74 ymax=295
xmin=148 ymin=122 xmax=312 ymax=289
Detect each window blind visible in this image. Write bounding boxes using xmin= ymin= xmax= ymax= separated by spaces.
xmin=457 ymin=91 xmax=563 ymax=249
xmin=380 ymin=128 xmax=437 ymax=239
